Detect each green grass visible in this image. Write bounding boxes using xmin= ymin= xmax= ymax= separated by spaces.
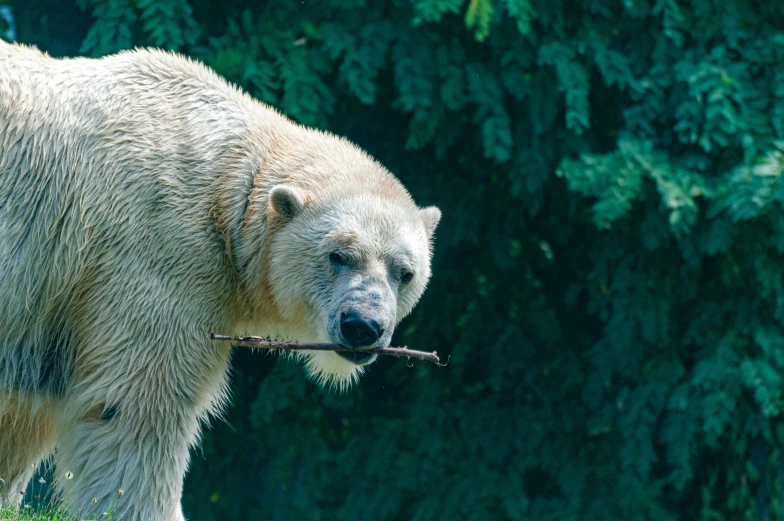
xmin=0 ymin=508 xmax=106 ymax=521
xmin=0 ymin=508 xmax=70 ymax=521
xmin=1 ymin=502 xmax=114 ymax=521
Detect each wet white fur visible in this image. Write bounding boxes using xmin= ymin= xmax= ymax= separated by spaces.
xmin=0 ymin=40 xmax=440 ymax=520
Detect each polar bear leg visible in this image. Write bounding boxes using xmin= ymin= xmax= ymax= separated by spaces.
xmin=52 ymin=388 xmax=198 ymax=521
xmin=49 ymin=316 xmax=226 ymax=521
xmin=0 ymin=394 xmax=57 ymax=508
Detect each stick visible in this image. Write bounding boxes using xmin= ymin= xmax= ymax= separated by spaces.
xmin=210 ymin=332 xmax=447 ymax=366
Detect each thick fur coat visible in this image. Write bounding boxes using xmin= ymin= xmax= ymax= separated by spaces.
xmin=0 ymin=39 xmax=439 ymax=520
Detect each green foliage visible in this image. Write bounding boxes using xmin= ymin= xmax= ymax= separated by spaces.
xmin=76 ymin=0 xmax=198 ymax=55
xmin=12 ymin=0 xmax=784 ymax=520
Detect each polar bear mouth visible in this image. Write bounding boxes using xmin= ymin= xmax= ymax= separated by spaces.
xmin=336 ymin=351 xmax=377 ymax=365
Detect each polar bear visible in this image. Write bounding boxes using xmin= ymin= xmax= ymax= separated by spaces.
xmin=0 ymin=40 xmax=440 ymax=520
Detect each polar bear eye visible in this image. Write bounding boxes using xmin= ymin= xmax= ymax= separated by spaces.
xmin=401 ymin=271 xmax=414 ymax=284
xmin=329 ymin=252 xmax=351 ymax=267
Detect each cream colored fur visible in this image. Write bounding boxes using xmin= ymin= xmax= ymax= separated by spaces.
xmin=0 ymin=39 xmax=439 ymax=520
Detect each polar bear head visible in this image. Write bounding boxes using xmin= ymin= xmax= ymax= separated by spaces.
xmin=262 ymin=181 xmax=440 ymax=390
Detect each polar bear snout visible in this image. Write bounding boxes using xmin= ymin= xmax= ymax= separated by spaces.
xmin=339 ymin=312 xmax=383 ymax=348
xmin=335 ymin=311 xmax=382 ymax=366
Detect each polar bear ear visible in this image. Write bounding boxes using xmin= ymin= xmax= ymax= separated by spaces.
xmin=420 ymin=206 xmax=442 ymax=240
xmin=269 ymin=185 xmax=306 ymax=220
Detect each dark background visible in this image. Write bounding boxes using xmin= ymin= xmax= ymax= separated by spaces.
xmin=6 ymin=0 xmax=784 ymax=519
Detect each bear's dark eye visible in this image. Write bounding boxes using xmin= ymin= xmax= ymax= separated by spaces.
xmin=329 ymin=252 xmax=349 ymax=267
xmin=401 ymin=271 xmax=414 ymax=284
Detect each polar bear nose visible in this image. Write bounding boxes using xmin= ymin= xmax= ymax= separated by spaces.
xmin=340 ymin=312 xmax=382 ymax=348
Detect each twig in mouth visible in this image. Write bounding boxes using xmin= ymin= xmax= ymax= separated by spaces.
xmin=210 ymin=332 xmax=448 ymax=366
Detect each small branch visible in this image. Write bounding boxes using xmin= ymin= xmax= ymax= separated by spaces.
xmin=210 ymin=332 xmax=447 ymax=366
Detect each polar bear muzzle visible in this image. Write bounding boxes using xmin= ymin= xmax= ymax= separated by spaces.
xmin=339 ymin=311 xmax=382 ymax=348
xmin=335 ymin=311 xmax=382 ymax=365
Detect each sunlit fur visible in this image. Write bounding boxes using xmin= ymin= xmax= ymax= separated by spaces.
xmin=0 ymin=39 xmax=439 ymax=520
